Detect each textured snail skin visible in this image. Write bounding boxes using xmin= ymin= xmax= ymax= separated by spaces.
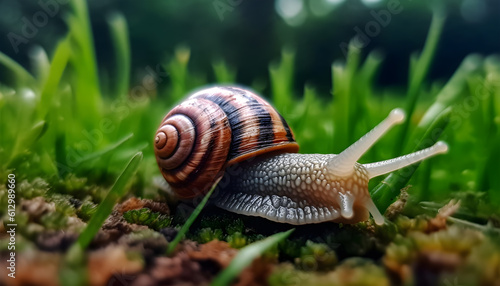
xmin=214 ymin=153 xmax=373 ymax=225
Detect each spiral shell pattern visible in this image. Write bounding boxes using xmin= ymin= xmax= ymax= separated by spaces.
xmin=154 ymin=86 xmax=299 ymax=198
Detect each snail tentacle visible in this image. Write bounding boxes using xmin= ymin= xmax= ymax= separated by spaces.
xmin=327 ymin=108 xmax=405 ymax=177
xmin=363 ymin=141 xmax=449 ymax=179
xmin=363 ymin=197 xmax=385 ymax=225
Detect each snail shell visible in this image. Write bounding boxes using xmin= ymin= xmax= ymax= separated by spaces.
xmin=154 ymin=86 xmax=299 ymax=198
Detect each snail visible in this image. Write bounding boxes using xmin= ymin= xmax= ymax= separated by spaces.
xmin=154 ymin=86 xmax=448 ymax=225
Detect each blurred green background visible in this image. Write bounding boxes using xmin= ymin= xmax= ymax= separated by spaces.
xmin=0 ymin=0 xmax=499 ymax=95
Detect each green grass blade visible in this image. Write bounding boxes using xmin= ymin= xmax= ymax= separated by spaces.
xmin=408 ymin=52 xmax=418 ymax=81
xmin=60 ymin=152 xmax=142 ymax=286
xmin=331 ymin=61 xmax=349 ymax=153
xmin=29 ymin=46 xmax=51 ymax=86
xmin=331 ymin=41 xmax=362 ymax=152
xmin=416 ymin=55 xmax=481 ymax=128
xmin=0 ymin=51 xmax=36 ymax=87
xmin=70 ymin=0 xmax=100 ymax=91
xmin=7 ymin=120 xmax=48 ymax=167
xmin=211 ymin=229 xmax=294 ymax=286
xmin=107 ymin=12 xmax=130 ymax=99
xmin=405 ymin=54 xmax=482 ymax=151
xmin=344 ymin=41 xmax=361 ymax=144
xmin=165 ymin=46 xmax=191 ymax=105
xmin=59 ymin=244 xmax=87 ymax=286
xmin=358 ymin=51 xmax=384 ymax=159
xmin=359 ymin=50 xmax=383 ymax=91
xmin=447 ymin=217 xmax=500 ymax=237
xmin=38 ymin=38 xmax=71 ymax=119
xmin=477 ymin=133 xmax=500 ymax=195
xmin=77 ymin=133 xmax=134 ymax=164
xmin=394 ymin=12 xmax=446 ymax=156
xmin=371 ymin=107 xmax=451 ymax=213
xmin=75 ymin=151 xmax=143 ymax=249
xmin=213 ymin=60 xmax=236 ymax=83
xmin=166 ymin=179 xmax=221 ymax=255
xmin=67 ymin=0 xmax=102 ymax=126
xmin=270 ymin=48 xmax=295 ymax=113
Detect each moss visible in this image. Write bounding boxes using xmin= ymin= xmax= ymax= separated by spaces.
xmin=77 ymin=199 xmax=98 ymax=222
xmin=227 ymin=232 xmax=247 ymax=249
xmin=226 ymin=218 xmax=245 ymax=235
xmin=199 ymin=214 xmax=244 ymax=233
xmin=122 ymin=229 xmax=168 ymax=245
xmin=186 ymin=213 xmax=253 ymax=247
xmin=56 ymin=175 xmax=88 ymax=195
xmin=269 ymin=258 xmax=389 ymax=286
xmin=277 ymin=238 xmax=305 ymax=262
xmin=319 ymin=224 xmax=379 ymax=258
xmin=122 ymin=208 xmax=172 ymax=231
xmin=17 ymin=178 xmax=50 ymax=199
xmin=0 ymin=234 xmax=32 ymax=253
xmin=460 ymin=237 xmax=500 ymax=286
xmin=394 ymin=215 xmax=432 ymax=234
xmin=197 ymin=228 xmax=224 ymax=244
xmin=247 ymin=233 xmax=266 ymax=245
xmin=46 ymin=194 xmax=77 ymax=216
xmin=295 ymin=240 xmax=338 ymax=272
xmin=40 ymin=211 xmax=69 ymax=230
xmin=0 ymin=188 xmax=8 ymax=217
xmin=10 ymin=206 xmax=30 ymax=230
xmin=17 ymin=193 xmax=78 ymax=230
xmin=384 ymin=225 xmax=485 ymax=285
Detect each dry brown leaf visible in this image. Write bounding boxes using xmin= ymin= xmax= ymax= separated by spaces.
xmin=425 ymin=200 xmax=461 ymax=233
xmin=89 ymin=245 xmax=143 ymax=286
xmin=116 ymin=197 xmax=170 ymax=215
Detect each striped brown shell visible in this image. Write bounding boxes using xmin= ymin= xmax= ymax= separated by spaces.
xmin=154 ymin=86 xmax=299 ymax=198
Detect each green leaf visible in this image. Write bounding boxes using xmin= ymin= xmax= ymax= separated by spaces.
xmin=166 ymin=179 xmax=220 ymax=255
xmin=211 ymin=229 xmax=294 ymax=286
xmin=38 ymin=38 xmax=71 ymax=119
xmin=59 ymin=244 xmax=87 ymax=286
xmin=67 ymin=0 xmax=102 ymax=127
xmin=331 ymin=41 xmax=362 ymax=152
xmin=0 ymin=51 xmax=36 ymax=87
xmin=406 ymin=54 xmax=482 ymax=152
xmin=107 ymin=12 xmax=131 ymax=99
xmin=394 ymin=11 xmax=446 ymax=156
xmin=8 ymin=120 xmax=48 ymax=167
xmin=60 ymin=152 xmax=142 ymax=286
xmin=270 ymin=48 xmax=295 ymax=114
xmin=30 ymin=46 xmax=51 ymax=86
xmin=213 ymin=60 xmax=236 ymax=83
xmin=75 ymin=151 xmax=142 ymax=249
xmin=77 ymin=133 xmax=134 ymax=164
xmin=165 ymin=45 xmax=191 ymax=105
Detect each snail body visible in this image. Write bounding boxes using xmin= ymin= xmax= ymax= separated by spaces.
xmin=155 ymin=86 xmax=448 ymax=225
xmin=215 ymin=153 xmax=374 ymax=224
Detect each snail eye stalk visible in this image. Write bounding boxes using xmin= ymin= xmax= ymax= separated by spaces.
xmin=328 ymin=108 xmax=405 ymax=177
xmin=363 ymin=141 xmax=448 ymax=179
